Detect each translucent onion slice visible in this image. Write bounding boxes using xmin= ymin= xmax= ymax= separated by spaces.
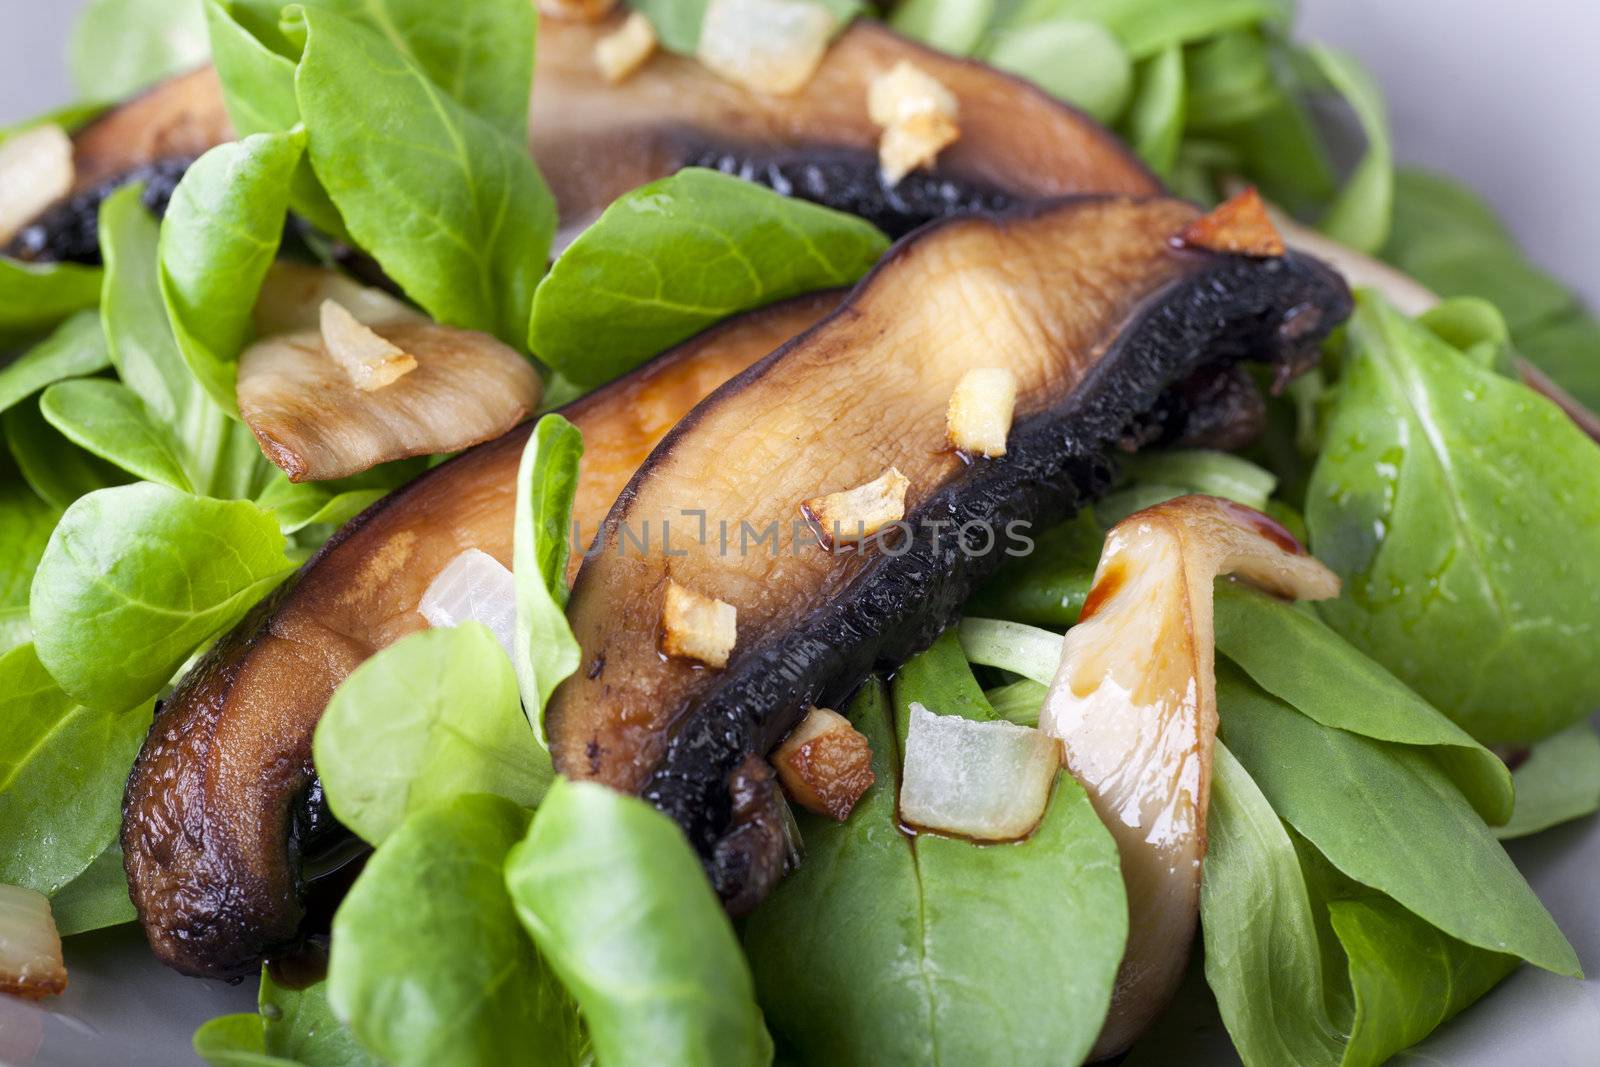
xmin=417 ymin=548 xmax=518 ymax=661
xmin=251 ymin=261 xmax=423 ymax=338
xmin=0 ymin=125 xmax=73 ymax=246
xmin=0 ymin=884 xmax=67 ymax=1000
xmin=696 ymin=0 xmax=836 ymax=96
xmin=1040 ymin=494 xmax=1338 ymax=1056
xmin=899 ymin=703 xmax=1060 ymax=841
xmin=237 ymin=320 xmax=542 ymax=481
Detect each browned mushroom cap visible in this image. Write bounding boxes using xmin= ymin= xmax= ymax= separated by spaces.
xmin=546 ymin=196 xmax=1351 ymax=911
xmin=1041 ymin=495 xmax=1338 ymax=1057
xmin=122 ymin=292 xmax=839 ymax=979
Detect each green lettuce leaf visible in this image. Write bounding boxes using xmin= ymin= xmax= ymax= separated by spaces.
xmin=530 ymin=168 xmax=887 ymax=387
xmin=327 ymin=793 xmax=581 ymax=1067
xmin=744 ymin=647 xmax=1125 ymax=1065
xmin=0 ymin=480 xmax=58 ymax=609
xmin=1306 ymin=291 xmax=1600 ymax=743
xmin=505 ymin=778 xmax=771 ymax=1067
xmin=291 ymin=3 xmax=554 ymax=348
xmin=0 ymin=643 xmax=152 ymax=895
xmin=1495 ymin=722 xmax=1600 ymax=840
xmin=69 ymin=0 xmax=210 ymax=102
xmin=512 ymin=414 xmax=583 ymax=730
xmin=196 ymin=971 xmax=377 ymax=1067
xmin=0 ymin=311 xmax=111 ymax=417
xmin=2 ymin=399 xmax=126 ymax=511
xmin=49 ymin=841 xmax=137 ymax=937
xmin=1216 ymin=663 xmax=1579 ymax=977
xmin=314 ymin=623 xmax=553 ymax=846
xmin=0 ymin=258 xmax=103 ymax=348
xmin=30 ymin=483 xmax=297 ymax=712
xmin=40 ymin=379 xmax=196 ymax=492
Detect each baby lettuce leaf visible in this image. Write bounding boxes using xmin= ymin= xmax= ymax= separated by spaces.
xmin=0 ymin=644 xmax=152 ymax=896
xmin=3 ymin=400 xmax=127 ymax=511
xmin=30 ymin=483 xmax=297 ymax=712
xmin=196 ymin=971 xmax=378 ymax=1067
xmin=253 ymin=477 xmax=387 ymax=536
xmin=963 ymin=509 xmax=1102 ymax=627
xmin=985 ymin=678 xmax=1049 ymax=726
xmin=512 ymin=415 xmax=583 ymax=730
xmin=1494 ymin=722 xmax=1600 ymax=840
xmin=291 ymin=5 xmax=554 ymax=349
xmin=1201 ymin=743 xmax=1346 ymax=1067
xmin=48 ymin=841 xmax=137 ymax=937
xmin=744 ymin=654 xmax=1126 ymax=1065
xmin=995 ymin=0 xmax=1288 ymax=61
xmin=530 ymin=168 xmax=887 ymax=387
xmin=1306 ymin=291 xmax=1600 ymax=743
xmin=314 ymin=623 xmax=553 ymax=846
xmin=1303 ymin=46 xmax=1391 ymax=254
xmin=159 ymin=130 xmax=305 ymax=415
xmin=982 ymin=20 xmax=1133 ymax=124
xmin=327 ymin=793 xmax=581 ymax=1067
xmin=0 ymin=311 xmax=111 ymax=417
xmin=40 ymin=379 xmax=196 ymax=493
xmin=1216 ymin=664 xmax=1579 ymax=977
xmin=69 ymin=0 xmax=209 ymax=101
xmin=0 ymin=259 xmax=103 ymax=348
xmin=956 ymin=616 xmax=1067 ymax=686
xmin=1202 ymin=742 xmax=1517 ymax=1067
xmin=100 ymin=185 xmax=269 ymax=499
xmin=889 ymin=0 xmax=996 ymax=55
xmin=1124 ymin=44 xmax=1186 ymax=175
xmin=505 ymin=778 xmax=771 ymax=1067
xmin=1213 ymin=581 xmax=1513 ymax=824
xmin=0 ymin=481 xmax=57 ymax=609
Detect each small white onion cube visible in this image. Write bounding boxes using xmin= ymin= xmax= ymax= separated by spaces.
xmin=418 ymin=549 xmax=518 ymax=661
xmin=899 ymin=703 xmax=1060 ymax=841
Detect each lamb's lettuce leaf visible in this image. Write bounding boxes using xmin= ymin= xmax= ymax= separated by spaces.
xmin=982 ymin=20 xmax=1133 ymax=124
xmin=69 ymin=0 xmax=210 ymax=102
xmin=1216 ymin=664 xmax=1579 ymax=977
xmin=1306 ymin=292 xmax=1600 ymax=743
xmin=505 ymin=778 xmax=771 ymax=1067
xmin=1213 ymin=581 xmax=1513 ymax=824
xmin=327 ymin=793 xmax=581 ymax=1067
xmin=0 ymin=259 xmax=103 ymax=348
xmin=1495 ymin=722 xmax=1600 ymax=840
xmin=0 ymin=643 xmax=152 ymax=896
xmin=0 ymin=481 xmax=59 ymax=609
xmin=1303 ymin=46 xmax=1391 ymax=254
xmin=0 ymin=311 xmax=110 ymax=416
xmin=48 ymin=841 xmax=137 ymax=937
xmin=196 ymin=971 xmax=377 ymax=1067
xmin=290 ymin=4 xmax=553 ymax=348
xmin=744 ymin=648 xmax=1125 ymax=1065
xmin=100 ymin=184 xmax=268 ymax=499
xmin=40 ymin=379 xmax=196 ymax=493
xmin=512 ymin=415 xmax=583 ymax=731
xmin=1202 ymin=740 xmax=1518 ymax=1067
xmin=530 ymin=168 xmax=888 ymax=387
xmin=159 ymin=129 xmax=304 ymax=415
xmin=29 ymin=483 xmax=297 ymax=712
xmin=2 ymin=399 xmax=126 ymax=511
xmin=314 ymin=623 xmax=553 ymax=846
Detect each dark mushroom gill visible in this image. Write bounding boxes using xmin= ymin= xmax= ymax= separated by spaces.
xmin=121 ymin=295 xmax=839 ymax=979
xmin=545 ymin=196 xmax=1350 ymax=908
xmin=8 ymin=18 xmax=1156 ymax=262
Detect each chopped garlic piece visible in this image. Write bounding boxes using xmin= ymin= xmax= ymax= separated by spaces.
xmin=947 ymin=367 xmax=1018 ymax=457
xmin=803 ymin=467 xmax=910 ymax=547
xmin=868 ymin=61 xmax=960 ymax=185
xmin=697 ymin=0 xmax=836 ymax=96
xmin=868 ymin=60 xmax=958 ymax=127
xmin=0 ymin=124 xmax=73 ymax=246
xmin=320 ymin=299 xmax=418 ymax=392
xmin=594 ymin=12 xmax=658 ymax=83
xmin=661 ymin=580 xmax=738 ymax=668
xmin=538 ymin=0 xmax=618 ymax=21
xmin=774 ymin=706 xmax=875 ymax=821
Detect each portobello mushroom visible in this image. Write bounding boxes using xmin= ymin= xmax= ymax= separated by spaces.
xmin=121 ymin=293 xmax=838 ymax=979
xmin=8 ymin=18 xmax=1156 ymax=261
xmin=545 ymin=194 xmax=1351 ymax=909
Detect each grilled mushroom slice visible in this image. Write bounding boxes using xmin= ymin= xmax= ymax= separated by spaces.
xmin=9 ymin=19 xmax=1155 ymax=261
xmin=122 ymin=293 xmax=838 ymax=979
xmin=546 ymin=195 xmax=1351 ymax=909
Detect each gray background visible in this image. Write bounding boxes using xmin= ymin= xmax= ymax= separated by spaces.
xmin=2 ymin=0 xmax=1598 ymax=306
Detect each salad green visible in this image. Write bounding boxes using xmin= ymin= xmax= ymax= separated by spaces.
xmin=1 ymin=1 xmax=1596 ymax=1065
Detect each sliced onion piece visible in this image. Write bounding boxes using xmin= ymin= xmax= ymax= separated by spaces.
xmin=418 ymin=548 xmax=517 ymax=661
xmin=899 ymin=703 xmax=1060 ymax=841
xmin=1039 ymin=494 xmax=1338 ymax=1056
xmin=697 ymin=0 xmax=836 ymax=96
xmin=0 ymin=125 xmax=73 ymax=246
xmin=0 ymin=884 xmax=67 ymax=1000
xmin=252 ymin=261 xmax=422 ymax=337
xmin=237 ymin=320 xmax=542 ymax=481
